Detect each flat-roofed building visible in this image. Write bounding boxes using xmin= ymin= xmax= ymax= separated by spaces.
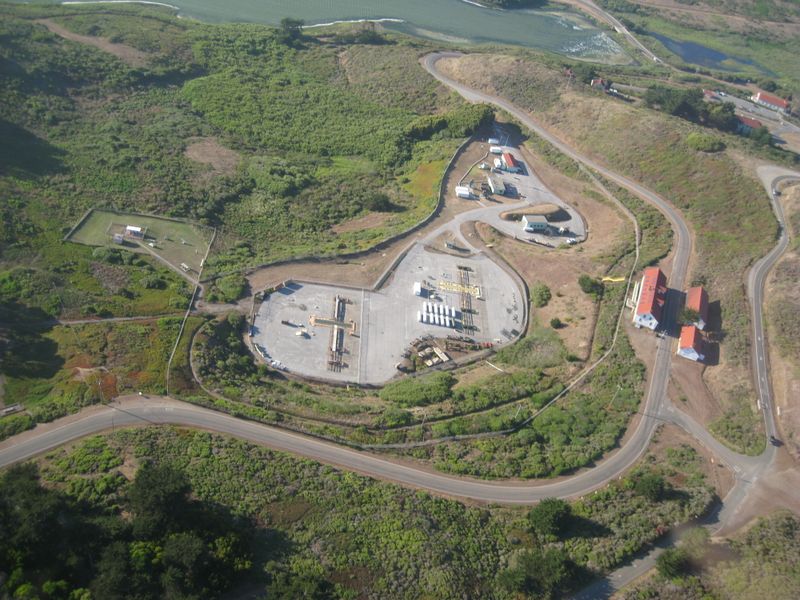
xmin=487 ymin=176 xmax=505 ymax=195
xmin=522 ymin=214 xmax=548 ymax=233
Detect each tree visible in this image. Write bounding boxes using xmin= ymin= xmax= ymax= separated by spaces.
xmin=528 ymin=497 xmax=572 ymax=538
xmin=278 ymin=18 xmax=304 ymax=45
xmin=365 ymin=192 xmax=395 ymax=212
xmin=679 ymin=307 xmax=700 ymax=325
xmin=532 ymin=283 xmax=552 ymax=308
xmin=128 ymin=463 xmax=191 ymax=539
xmin=634 ymin=472 xmax=666 ymax=501
xmin=91 ymin=542 xmax=132 ymax=600
xmin=704 ymin=102 xmax=738 ymax=132
xmin=161 ymin=532 xmax=208 ymax=598
xmin=499 ymin=547 xmax=572 ymax=598
xmin=644 ymin=86 xmax=704 ymax=121
xmin=750 ymin=125 xmax=773 ymax=146
xmin=550 ymin=317 xmax=563 ymax=329
xmin=656 ymin=547 xmax=690 ymax=579
xmin=578 ymin=274 xmax=604 ymax=298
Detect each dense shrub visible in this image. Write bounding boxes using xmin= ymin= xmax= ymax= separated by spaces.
xmin=532 ymin=283 xmax=552 ymax=308
xmin=686 ymin=131 xmax=724 ymax=152
xmin=379 ymin=372 xmax=456 ymax=407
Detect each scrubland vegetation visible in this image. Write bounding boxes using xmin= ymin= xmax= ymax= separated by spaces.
xmin=0 ymin=316 xmax=202 ymax=440
xmin=622 ymin=511 xmax=800 ymax=600
xmin=1 ymin=427 xmax=717 ymax=599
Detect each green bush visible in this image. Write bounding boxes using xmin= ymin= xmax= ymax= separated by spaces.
xmin=686 ymin=131 xmax=724 ymax=153
xmin=379 ymin=372 xmax=455 ymax=407
xmin=0 ymin=413 xmax=35 ymax=441
xmin=634 ymin=472 xmax=666 ymax=501
xmin=212 ymin=274 xmax=247 ymax=303
xmin=532 ymin=283 xmax=552 ymax=308
xmin=578 ymin=274 xmax=604 ymax=299
xmin=528 ymin=498 xmax=572 ymax=538
xmin=656 ymin=547 xmax=690 ymax=579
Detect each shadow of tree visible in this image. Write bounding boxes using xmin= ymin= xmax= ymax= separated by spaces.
xmin=564 ymin=514 xmax=613 ymax=540
xmin=0 ymin=301 xmax=63 ymax=379
xmin=0 ymin=118 xmax=65 ymax=179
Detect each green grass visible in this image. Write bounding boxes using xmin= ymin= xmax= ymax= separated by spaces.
xmin=68 ymin=209 xmax=212 ymax=273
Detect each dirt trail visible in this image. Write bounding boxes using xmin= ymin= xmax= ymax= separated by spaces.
xmin=36 ymin=19 xmax=149 ymax=67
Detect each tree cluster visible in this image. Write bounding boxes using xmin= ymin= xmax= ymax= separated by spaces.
xmin=0 ymin=462 xmax=253 ymax=600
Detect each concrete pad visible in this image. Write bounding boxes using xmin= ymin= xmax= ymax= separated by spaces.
xmin=253 ymin=245 xmax=523 ymax=385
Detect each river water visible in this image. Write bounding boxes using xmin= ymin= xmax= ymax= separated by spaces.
xmin=31 ymin=0 xmax=624 ymax=59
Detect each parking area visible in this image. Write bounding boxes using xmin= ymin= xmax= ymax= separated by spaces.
xmin=459 ymin=134 xmax=586 ymax=247
xmin=252 ymin=243 xmax=523 ymax=385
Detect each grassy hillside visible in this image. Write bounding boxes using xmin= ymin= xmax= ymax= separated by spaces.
xmin=0 ymin=3 xmax=484 ymax=319
xmin=598 ymin=0 xmax=800 ymax=96
xmin=437 ymin=52 xmax=778 ymax=453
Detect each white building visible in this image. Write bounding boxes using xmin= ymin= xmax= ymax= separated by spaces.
xmin=677 ymin=325 xmax=705 ymax=362
xmin=455 ymin=185 xmax=472 ymax=199
xmin=487 ymin=176 xmax=505 ymax=195
xmin=522 ymin=215 xmax=548 ymax=233
xmin=632 ymin=267 xmax=667 ymax=330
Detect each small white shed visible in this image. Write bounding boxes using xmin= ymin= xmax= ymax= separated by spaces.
xmin=455 ymin=186 xmax=472 ymax=199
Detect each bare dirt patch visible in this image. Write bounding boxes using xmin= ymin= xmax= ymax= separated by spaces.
xmin=331 ymin=212 xmax=391 ymax=234
xmin=669 ymin=359 xmax=723 ymax=425
xmin=36 ymin=19 xmax=148 ymax=67
xmin=499 ymin=203 xmax=563 ymax=220
xmin=184 ymin=137 xmax=240 ymax=175
xmin=90 ymin=261 xmax=130 ymax=295
xmin=716 ymin=449 xmax=800 ymax=536
xmin=473 ymin=224 xmax=595 ymax=359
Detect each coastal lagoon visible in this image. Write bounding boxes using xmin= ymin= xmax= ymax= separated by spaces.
xmin=25 ymin=0 xmax=625 ymax=59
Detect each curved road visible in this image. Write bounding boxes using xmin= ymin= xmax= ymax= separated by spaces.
xmin=2 ymin=55 xmax=694 ymax=506
xmin=1 ymin=52 xmax=797 ymax=598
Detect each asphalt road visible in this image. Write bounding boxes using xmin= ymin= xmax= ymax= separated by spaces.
xmin=2 ymin=54 xmax=796 ymax=599
xmin=1 ymin=58 xmax=688 ymax=504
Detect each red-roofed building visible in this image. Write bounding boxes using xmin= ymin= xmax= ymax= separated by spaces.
xmin=678 ymin=325 xmax=705 ymax=362
xmin=737 ymin=115 xmax=763 ymax=134
xmin=633 ymin=267 xmax=667 ymax=330
xmin=685 ymin=286 xmax=709 ymax=330
xmin=750 ymin=91 xmax=791 ymax=114
xmin=501 ymin=152 xmax=521 ymax=173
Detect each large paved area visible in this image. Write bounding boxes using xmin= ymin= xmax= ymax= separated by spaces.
xmin=253 ymin=243 xmax=523 ymax=385
xmin=251 ymin=134 xmax=589 ymax=385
